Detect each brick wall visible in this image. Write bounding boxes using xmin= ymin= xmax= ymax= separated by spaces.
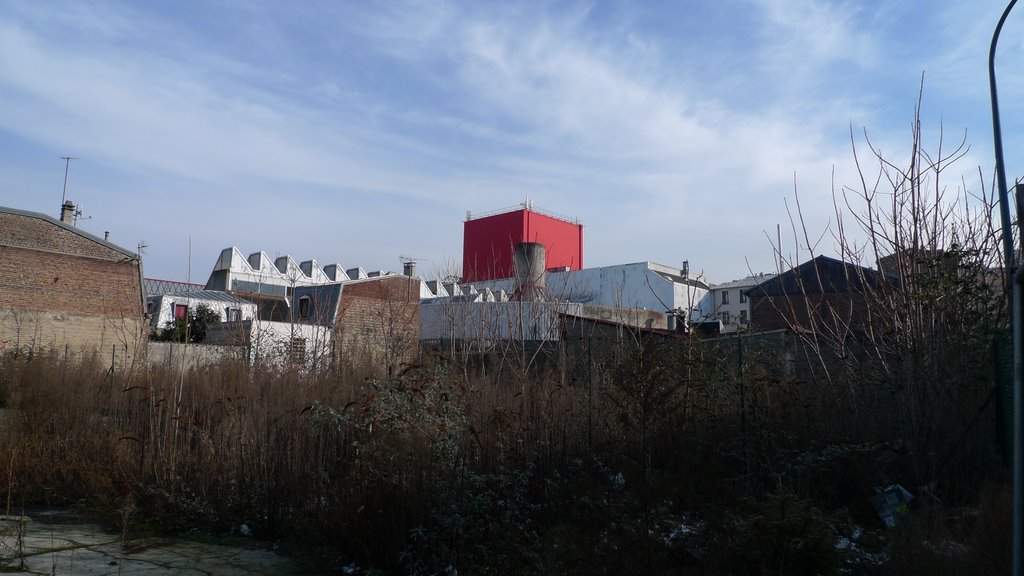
xmin=335 ymin=276 xmax=420 ymax=374
xmin=0 ymin=212 xmax=128 ymax=261
xmin=0 ymin=310 xmax=144 ymax=366
xmin=0 ymin=212 xmax=145 ymax=363
xmin=749 ymin=292 xmax=872 ymax=334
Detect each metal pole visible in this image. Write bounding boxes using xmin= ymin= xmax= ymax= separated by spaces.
xmin=989 ymin=2 xmax=1021 ymax=574
xmin=60 ymin=156 xmax=77 ymax=207
xmin=1016 ymin=186 xmax=1024 ymax=576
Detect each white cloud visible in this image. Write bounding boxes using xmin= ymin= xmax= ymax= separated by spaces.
xmin=0 ymin=0 xmax=1004 ymax=282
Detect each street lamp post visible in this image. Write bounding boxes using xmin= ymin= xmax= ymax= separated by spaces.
xmin=989 ymin=1 xmax=1021 ymax=574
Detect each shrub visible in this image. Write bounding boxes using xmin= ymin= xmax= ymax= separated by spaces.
xmin=159 ymin=303 xmax=220 ymax=343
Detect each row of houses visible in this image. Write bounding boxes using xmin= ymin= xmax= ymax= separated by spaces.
xmin=1 ymin=201 xmax=933 ymax=372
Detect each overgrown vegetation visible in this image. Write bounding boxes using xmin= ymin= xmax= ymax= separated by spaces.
xmin=0 ymin=95 xmax=1013 ymax=574
xmin=158 ymin=303 xmax=220 ymax=343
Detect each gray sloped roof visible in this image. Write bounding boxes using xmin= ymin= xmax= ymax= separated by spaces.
xmin=712 ymin=273 xmax=777 ymax=290
xmin=0 ymin=204 xmax=138 ymax=258
xmin=153 ymin=290 xmax=256 ymax=306
xmin=747 ymin=255 xmax=893 ymax=297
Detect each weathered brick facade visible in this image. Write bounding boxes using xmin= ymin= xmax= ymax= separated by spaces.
xmin=749 ymin=292 xmax=872 ymax=333
xmin=334 ymin=276 xmax=420 ymax=374
xmin=0 ymin=208 xmax=145 ymax=365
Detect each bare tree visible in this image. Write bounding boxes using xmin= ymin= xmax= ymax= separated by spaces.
xmin=764 ymin=81 xmax=1007 ymax=486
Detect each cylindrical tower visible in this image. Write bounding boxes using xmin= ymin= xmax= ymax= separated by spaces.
xmin=513 ymin=242 xmax=546 ymax=301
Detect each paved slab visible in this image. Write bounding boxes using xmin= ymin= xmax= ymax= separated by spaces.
xmin=1 ymin=513 xmax=305 ymax=575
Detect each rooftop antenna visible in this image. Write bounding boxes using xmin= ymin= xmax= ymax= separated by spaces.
xmin=399 ymin=254 xmax=425 ymax=277
xmin=60 ymin=156 xmax=78 ymax=206
xmin=72 ymin=204 xmax=92 ymax=227
xmin=777 ymin=223 xmax=783 ymax=273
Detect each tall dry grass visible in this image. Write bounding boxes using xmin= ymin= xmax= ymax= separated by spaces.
xmin=0 ymin=328 xmax=1010 ymax=574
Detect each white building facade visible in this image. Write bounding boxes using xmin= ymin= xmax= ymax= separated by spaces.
xmin=425 ymin=261 xmax=708 ymax=327
xmin=695 ymin=273 xmax=776 ymax=333
xmin=147 ymin=290 xmax=258 ymax=331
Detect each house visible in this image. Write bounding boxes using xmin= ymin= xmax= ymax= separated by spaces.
xmin=146 ymin=290 xmax=258 ymax=333
xmin=698 ymin=273 xmax=776 ymax=333
xmin=0 ymin=204 xmax=145 ymax=363
xmin=746 ymin=255 xmax=894 ymax=333
xmin=204 ymin=274 xmax=421 ymax=373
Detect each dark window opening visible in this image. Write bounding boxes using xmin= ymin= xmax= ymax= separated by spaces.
xmin=297 ymin=297 xmax=312 ymax=320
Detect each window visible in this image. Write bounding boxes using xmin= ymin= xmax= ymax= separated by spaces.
xmin=720 ymin=311 xmax=730 ymax=325
xmin=287 ymin=337 xmax=306 ymax=365
xmin=173 ymin=304 xmax=188 ymax=320
xmin=740 ymin=290 xmax=747 ymax=304
xmin=297 ymin=296 xmax=312 ymax=320
xmin=740 ymin=309 xmax=748 ymax=323
xmin=225 ymin=307 xmax=241 ymax=322
xmin=721 ymin=290 xmax=730 ymax=305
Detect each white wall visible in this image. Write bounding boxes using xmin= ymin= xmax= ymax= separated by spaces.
xmin=248 ymin=320 xmax=334 ymax=369
xmin=449 ymin=262 xmax=708 ymax=320
xmin=421 ymin=301 xmax=582 ymax=343
xmin=696 ymin=286 xmax=755 ymax=332
xmin=149 ymin=294 xmax=257 ymax=329
xmin=206 ymin=247 xmax=345 ymax=294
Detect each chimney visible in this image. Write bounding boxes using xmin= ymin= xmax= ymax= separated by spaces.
xmin=513 ymin=242 xmax=546 ymax=301
xmin=104 ymin=231 xmax=110 ymax=241
xmin=60 ymin=201 xmax=75 ymax=224
xmin=403 ymin=261 xmax=417 ymax=277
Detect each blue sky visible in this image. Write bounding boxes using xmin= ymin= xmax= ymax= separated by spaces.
xmin=1 ymin=0 xmax=1022 ymax=283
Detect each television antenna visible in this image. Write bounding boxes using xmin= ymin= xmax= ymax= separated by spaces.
xmin=72 ymin=204 xmax=92 ymax=227
xmin=60 ymin=156 xmax=78 ymax=205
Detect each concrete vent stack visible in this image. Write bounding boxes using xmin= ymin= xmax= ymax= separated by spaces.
xmin=60 ymin=201 xmax=75 ymax=224
xmin=403 ymin=261 xmax=417 ymax=277
xmin=513 ymin=242 xmax=546 ymax=301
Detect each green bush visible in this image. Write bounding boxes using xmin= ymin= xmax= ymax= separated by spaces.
xmin=159 ymin=303 xmax=220 ymax=343
xmin=724 ymin=487 xmax=842 ymax=575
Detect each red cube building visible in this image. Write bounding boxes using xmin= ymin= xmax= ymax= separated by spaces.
xmin=462 ymin=204 xmax=584 ymax=283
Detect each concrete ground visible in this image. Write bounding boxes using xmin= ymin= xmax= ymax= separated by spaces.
xmin=0 ymin=511 xmax=305 ymax=575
